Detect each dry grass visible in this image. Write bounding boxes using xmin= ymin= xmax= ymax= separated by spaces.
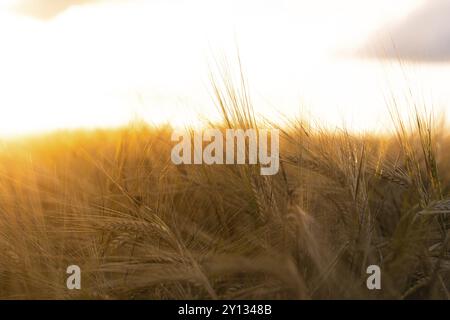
xmin=0 ymin=72 xmax=448 ymax=299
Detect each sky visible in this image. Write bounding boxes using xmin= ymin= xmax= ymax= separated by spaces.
xmin=0 ymin=0 xmax=449 ymax=136
xmin=362 ymin=0 xmax=450 ymax=62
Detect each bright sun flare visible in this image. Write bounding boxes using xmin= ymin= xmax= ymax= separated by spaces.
xmin=0 ymin=0 xmax=447 ymax=136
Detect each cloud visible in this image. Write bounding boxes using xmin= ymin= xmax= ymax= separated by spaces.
xmin=13 ymin=0 xmax=99 ymax=20
xmin=361 ymin=0 xmax=450 ymax=62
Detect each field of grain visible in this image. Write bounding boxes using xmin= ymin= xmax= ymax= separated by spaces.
xmin=0 ymin=77 xmax=449 ymax=300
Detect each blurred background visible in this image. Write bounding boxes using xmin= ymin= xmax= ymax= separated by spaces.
xmin=0 ymin=0 xmax=449 ymax=136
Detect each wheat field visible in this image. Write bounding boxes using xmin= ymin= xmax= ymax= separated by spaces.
xmin=0 ymin=76 xmax=449 ymax=300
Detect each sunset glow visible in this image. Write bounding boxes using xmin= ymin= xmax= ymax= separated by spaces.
xmin=0 ymin=0 xmax=447 ymax=136
xmin=1 ymin=0 xmax=450 ymax=302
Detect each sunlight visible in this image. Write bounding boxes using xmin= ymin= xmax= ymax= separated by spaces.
xmin=0 ymin=0 xmax=443 ymax=136
xmin=1 ymin=0 xmax=450 ymax=303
